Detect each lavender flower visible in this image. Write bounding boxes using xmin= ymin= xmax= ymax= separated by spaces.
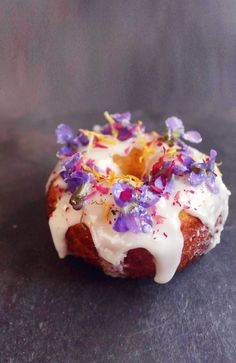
xmin=165 ymin=117 xmax=202 ymax=144
xmin=56 ymin=123 xmax=89 ymax=157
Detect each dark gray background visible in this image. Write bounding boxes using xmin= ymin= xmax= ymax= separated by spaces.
xmin=1 ymin=0 xmax=236 ymax=120
xmin=0 ymin=1 xmax=236 ymax=363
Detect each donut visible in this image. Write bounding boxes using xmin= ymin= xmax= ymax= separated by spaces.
xmin=46 ymin=112 xmax=230 ymax=283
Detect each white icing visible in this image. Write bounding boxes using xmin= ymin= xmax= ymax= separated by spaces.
xmin=47 ymin=135 xmax=230 ymax=283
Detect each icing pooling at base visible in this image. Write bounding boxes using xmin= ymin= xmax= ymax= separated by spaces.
xmin=48 ymin=132 xmax=230 ymax=283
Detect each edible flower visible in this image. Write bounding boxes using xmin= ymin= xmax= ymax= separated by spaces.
xmin=150 ymin=156 xmax=176 ymax=195
xmin=188 ymin=149 xmax=219 ymax=193
xmin=102 ymin=112 xmax=145 ymax=141
xmin=56 ymin=123 xmax=89 ymax=157
xmin=60 ymin=153 xmax=92 ymax=209
xmin=164 ymin=117 xmax=202 ymax=144
xmin=56 ymin=112 xmax=220 ymax=235
xmin=111 ymin=182 xmax=159 ymax=233
xmin=112 ymin=112 xmax=131 ymax=126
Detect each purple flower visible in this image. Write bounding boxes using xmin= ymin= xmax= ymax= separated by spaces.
xmin=111 ymin=182 xmax=159 ymax=233
xmin=113 ymin=206 xmax=152 ymax=234
xmin=150 ymin=158 xmax=176 ymax=195
xmin=111 ymin=183 xmax=136 ymax=208
xmin=138 ymin=185 xmax=160 ymax=207
xmin=100 ymin=124 xmax=112 ymax=135
xmin=60 ymin=153 xmax=81 ymax=180
xmin=60 ymin=153 xmax=93 ymax=210
xmin=154 ymin=175 xmax=174 ymax=194
xmin=125 ymin=206 xmax=153 ymax=233
xmin=65 ymin=171 xmax=89 ymax=193
xmin=56 ymin=123 xmax=89 ymax=157
xmin=56 ymin=124 xmax=74 ymax=144
xmin=188 ymin=149 xmax=219 ymax=193
xmin=165 ymin=117 xmax=202 ymax=144
xmin=116 ymin=126 xmax=134 ymax=141
xmin=113 ymin=214 xmax=129 ymax=232
xmin=101 ymin=111 xmax=145 ymax=141
xmin=111 ymin=112 xmax=131 ymax=126
xmin=60 ymin=153 xmax=90 ymax=193
xmin=173 ymin=156 xmax=195 ymax=176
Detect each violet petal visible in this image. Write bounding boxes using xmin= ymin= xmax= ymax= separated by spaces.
xmin=111 ymin=182 xmax=136 ymax=208
xmin=124 ymin=208 xmax=141 ymax=233
xmin=138 ymin=185 xmax=160 ymax=208
xmin=173 ymin=164 xmax=188 ymax=176
xmin=77 ymin=131 xmax=89 ymax=146
xmin=189 ymin=171 xmax=206 ymax=186
xmin=117 ymin=127 xmax=133 ymax=141
xmin=101 ymin=124 xmax=112 ymax=135
xmin=125 ymin=206 xmax=153 ymax=234
xmin=113 ymin=214 xmax=129 ymax=232
xmin=66 ymin=171 xmax=89 ymax=193
xmin=206 ymin=173 xmax=219 ymax=194
xmin=165 ymin=176 xmax=174 ymax=194
xmin=55 ymin=124 xmax=74 ymax=144
xmin=111 ymin=112 xmax=131 ymax=126
xmin=183 ymin=130 xmax=202 ymax=143
xmin=154 ymin=177 xmax=164 ymax=190
xmin=56 ymin=145 xmax=75 ymax=158
xmin=209 ymin=149 xmax=217 ymax=171
xmin=165 ymin=117 xmax=184 ymax=134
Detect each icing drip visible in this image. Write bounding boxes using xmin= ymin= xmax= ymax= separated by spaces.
xmin=48 ymin=137 xmax=230 ymax=283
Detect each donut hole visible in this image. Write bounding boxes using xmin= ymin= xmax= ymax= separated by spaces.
xmin=112 ymin=147 xmax=146 ymax=179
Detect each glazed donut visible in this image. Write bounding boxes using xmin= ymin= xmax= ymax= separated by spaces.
xmin=46 ymin=112 xmax=230 ymax=283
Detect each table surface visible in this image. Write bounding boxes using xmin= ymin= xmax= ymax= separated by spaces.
xmin=0 ymin=111 xmax=235 ymax=363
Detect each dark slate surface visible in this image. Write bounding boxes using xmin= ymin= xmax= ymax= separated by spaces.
xmin=0 ymin=111 xmax=235 ymax=363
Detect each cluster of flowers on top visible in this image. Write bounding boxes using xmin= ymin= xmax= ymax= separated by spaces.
xmin=55 ymin=112 xmax=219 ymax=233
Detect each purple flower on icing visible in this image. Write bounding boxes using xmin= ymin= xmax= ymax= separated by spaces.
xmin=113 ymin=205 xmax=153 ymax=234
xmin=111 ymin=182 xmax=158 ymax=233
xmin=116 ymin=126 xmax=134 ymax=141
xmin=173 ymin=156 xmax=195 ymax=176
xmin=113 ymin=215 xmax=129 ymax=233
xmin=101 ymin=111 xmax=145 ymax=141
xmin=150 ymin=158 xmax=176 ymax=195
xmin=165 ymin=117 xmax=202 ymax=144
xmin=60 ymin=153 xmax=92 ymax=210
xmin=124 ymin=206 xmax=153 ymax=233
xmin=138 ymin=185 xmax=160 ymax=208
xmin=65 ymin=171 xmax=89 ymax=193
xmin=111 ymin=183 xmax=136 ymax=208
xmin=189 ymin=149 xmax=219 ymax=193
xmin=56 ymin=123 xmax=89 ymax=157
xmin=100 ymin=123 xmax=112 ymax=135
xmin=154 ymin=175 xmax=175 ymax=194
xmin=60 ymin=153 xmax=81 ymax=179
xmin=60 ymin=153 xmax=90 ymax=193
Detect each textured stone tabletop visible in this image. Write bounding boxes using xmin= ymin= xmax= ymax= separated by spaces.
xmin=0 ymin=111 xmax=235 ymax=363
